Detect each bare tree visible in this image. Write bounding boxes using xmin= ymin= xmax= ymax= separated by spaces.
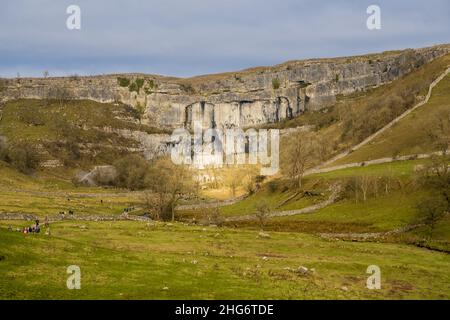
xmin=382 ymin=166 xmax=395 ymax=195
xmin=282 ymin=131 xmax=317 ymax=189
xmin=225 ymin=168 xmax=242 ymax=197
xmin=46 ymin=85 xmax=73 ymax=107
xmin=417 ymin=197 xmax=447 ymax=239
xmin=422 ymin=155 xmax=450 ymax=210
xmin=142 ymin=191 xmax=160 ymax=220
xmin=416 ymin=154 xmax=450 ymax=238
xmin=146 ymin=157 xmax=194 ymax=221
xmin=255 ymin=201 xmax=271 ymax=230
xmin=358 ymin=175 xmax=371 ymax=202
xmin=426 ymin=110 xmax=450 ymax=155
xmin=209 ymin=203 xmax=223 ymax=226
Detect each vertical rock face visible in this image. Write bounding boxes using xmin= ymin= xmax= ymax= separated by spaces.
xmin=1 ymin=45 xmax=448 ymax=131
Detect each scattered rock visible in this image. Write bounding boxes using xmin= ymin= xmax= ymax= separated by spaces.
xmin=258 ymin=232 xmax=271 ymax=239
xmin=297 ymin=266 xmax=309 ymax=275
xmin=341 ymin=286 xmax=349 ymax=291
xmin=162 ymin=287 xmax=169 ymax=290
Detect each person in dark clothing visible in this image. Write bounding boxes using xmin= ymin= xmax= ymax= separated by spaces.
xmin=35 ymin=220 xmax=40 ymax=233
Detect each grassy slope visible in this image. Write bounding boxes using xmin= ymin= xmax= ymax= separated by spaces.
xmin=331 ymin=73 xmax=450 ymax=165
xmin=185 ymin=160 xmax=421 ymax=216
xmin=221 ymin=161 xmax=424 ymax=229
xmin=0 ymin=99 xmax=166 ymax=172
xmin=0 ymin=161 xmax=142 ymax=217
xmin=0 ymin=99 xmax=164 ymax=141
xmin=226 ymin=159 xmax=450 ymax=252
xmin=1 ymin=220 xmax=449 ymax=300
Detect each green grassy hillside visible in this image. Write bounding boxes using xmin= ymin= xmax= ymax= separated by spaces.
xmin=0 ymin=99 xmax=164 ymax=171
xmin=331 ymin=73 xmax=450 ymax=165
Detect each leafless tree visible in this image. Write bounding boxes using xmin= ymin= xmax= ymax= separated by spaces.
xmin=255 ymin=201 xmax=271 ymax=230
xmin=282 ymin=131 xmax=317 ymax=189
xmin=146 ymin=157 xmax=194 ymax=221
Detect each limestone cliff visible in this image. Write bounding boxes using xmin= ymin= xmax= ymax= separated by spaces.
xmin=1 ymin=45 xmax=448 ymax=131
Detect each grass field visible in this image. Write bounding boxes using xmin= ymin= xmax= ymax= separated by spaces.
xmin=1 ymin=220 xmax=449 ymax=300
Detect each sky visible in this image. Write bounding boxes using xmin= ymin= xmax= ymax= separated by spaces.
xmin=0 ymin=0 xmax=449 ymax=78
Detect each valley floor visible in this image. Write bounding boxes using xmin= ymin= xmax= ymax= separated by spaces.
xmin=1 ymin=220 xmax=449 ymax=300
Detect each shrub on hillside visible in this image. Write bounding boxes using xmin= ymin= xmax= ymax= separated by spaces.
xmin=117 ymin=77 xmax=130 ymax=87
xmin=128 ymin=78 xmax=145 ymax=94
xmin=0 ymin=136 xmax=8 ymax=161
xmin=267 ymin=181 xmax=278 ymax=193
xmin=416 ymin=196 xmax=448 ymax=239
xmin=113 ymin=154 xmax=150 ymax=190
xmin=7 ymin=142 xmax=40 ymax=174
xmin=272 ymin=78 xmax=281 ymax=90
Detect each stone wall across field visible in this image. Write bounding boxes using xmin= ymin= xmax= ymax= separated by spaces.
xmin=0 ymin=212 xmax=152 ymax=222
xmin=0 ymin=45 xmax=448 ymax=131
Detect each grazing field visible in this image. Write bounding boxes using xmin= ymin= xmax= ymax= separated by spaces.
xmin=1 ymin=220 xmax=449 ymax=300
